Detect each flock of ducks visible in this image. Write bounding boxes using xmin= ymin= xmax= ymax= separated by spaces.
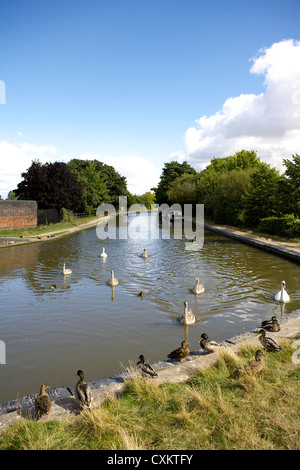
xmin=35 ymin=249 xmax=291 ymax=419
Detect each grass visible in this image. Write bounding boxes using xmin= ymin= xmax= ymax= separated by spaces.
xmin=1 ymin=339 xmax=300 ymax=450
xmin=0 ymin=215 xmax=100 ymax=238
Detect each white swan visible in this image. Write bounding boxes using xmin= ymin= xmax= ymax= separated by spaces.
xmin=140 ymin=249 xmax=149 ymax=258
xmin=100 ymin=247 xmax=107 ymax=259
xmin=63 ymin=263 xmax=72 ymax=275
xmin=274 ymin=280 xmax=290 ymax=302
xmin=107 ymin=270 xmax=119 ymax=287
xmin=180 ymin=301 xmax=195 ymax=325
xmin=192 ymin=277 xmax=205 ymax=294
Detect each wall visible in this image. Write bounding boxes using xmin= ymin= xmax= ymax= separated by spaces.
xmin=0 ymin=200 xmax=37 ymax=230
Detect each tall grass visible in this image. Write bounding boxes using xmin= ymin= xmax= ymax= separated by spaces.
xmin=1 ymin=339 xmax=299 ymax=450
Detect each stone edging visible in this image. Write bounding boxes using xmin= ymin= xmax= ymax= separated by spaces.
xmin=204 ymin=223 xmax=300 ymax=264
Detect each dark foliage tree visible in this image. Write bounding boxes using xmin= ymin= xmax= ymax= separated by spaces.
xmin=15 ymin=160 xmax=83 ymax=211
xmin=152 ymin=161 xmax=197 ymax=205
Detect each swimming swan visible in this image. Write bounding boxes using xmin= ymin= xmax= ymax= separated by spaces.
xmin=100 ymin=247 xmax=108 ymax=258
xmin=140 ymin=249 xmax=149 ymax=258
xmin=180 ymin=300 xmax=195 ymax=325
xmin=107 ymin=270 xmax=119 ymax=286
xmin=274 ymin=281 xmax=290 ymax=302
xmin=192 ymin=277 xmax=205 ymax=294
xmin=63 ymin=263 xmax=72 ymax=275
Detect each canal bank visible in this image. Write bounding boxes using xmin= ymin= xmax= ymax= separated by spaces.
xmin=204 ymin=222 xmax=300 ymax=263
xmin=0 ymin=312 xmax=300 ymax=434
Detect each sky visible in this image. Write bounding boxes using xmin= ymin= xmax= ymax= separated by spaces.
xmin=0 ymin=0 xmax=300 ymax=199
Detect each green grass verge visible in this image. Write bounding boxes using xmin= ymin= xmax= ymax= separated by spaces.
xmin=0 ymin=216 xmax=100 ymax=238
xmin=1 ymin=338 xmax=299 ymax=450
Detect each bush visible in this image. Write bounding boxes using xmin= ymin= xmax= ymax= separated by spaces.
xmin=257 ymin=215 xmax=300 ymax=239
xmin=60 ymin=207 xmax=73 ymax=222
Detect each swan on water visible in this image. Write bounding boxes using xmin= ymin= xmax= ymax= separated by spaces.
xmin=63 ymin=263 xmax=72 ymax=275
xmin=180 ymin=300 xmax=195 ymax=325
xmin=274 ymin=281 xmax=290 ymax=302
xmin=140 ymin=249 xmax=149 ymax=258
xmin=107 ymin=270 xmax=119 ymax=286
xmin=192 ymin=277 xmax=205 ymax=295
xmin=100 ymin=247 xmax=108 ymax=258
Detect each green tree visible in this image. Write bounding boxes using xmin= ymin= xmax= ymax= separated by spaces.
xmin=6 ymin=191 xmax=18 ymax=200
xmin=242 ymin=165 xmax=282 ymax=227
xmin=68 ymin=160 xmax=109 ymax=213
xmin=153 ymin=161 xmax=197 ymax=205
xmin=281 ymin=154 xmax=300 ymax=217
xmin=15 ymin=160 xmax=83 ymax=211
xmin=205 ymin=168 xmax=255 ymax=225
xmin=167 ymin=173 xmax=199 ymax=206
xmin=68 ymin=159 xmax=128 ymax=208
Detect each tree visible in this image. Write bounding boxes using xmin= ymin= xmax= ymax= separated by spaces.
xmin=15 ymin=160 xmax=83 ymax=211
xmin=6 ymin=191 xmax=18 ymax=200
xmin=167 ymin=173 xmax=199 ymax=206
xmin=153 ymin=161 xmax=197 ymax=205
xmin=204 ymin=168 xmax=255 ymax=225
xmin=242 ymin=165 xmax=282 ymax=227
xmin=281 ymin=154 xmax=300 ymax=217
xmin=130 ymin=192 xmax=156 ymax=209
xmin=68 ymin=159 xmax=128 ymax=208
xmin=67 ymin=160 xmax=109 ymax=213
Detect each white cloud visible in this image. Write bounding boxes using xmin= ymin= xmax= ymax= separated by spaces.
xmin=171 ymin=39 xmax=300 ymax=172
xmin=0 ymin=141 xmax=57 ymax=199
xmin=100 ymin=154 xmax=160 ymax=195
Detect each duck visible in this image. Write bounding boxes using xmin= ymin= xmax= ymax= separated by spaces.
xmin=100 ymin=247 xmax=107 ymax=259
xmin=35 ymin=384 xmax=51 ymax=419
xmin=257 ymin=329 xmax=282 ymax=352
xmin=107 ymin=270 xmax=119 ymax=286
xmin=167 ymin=341 xmax=190 ymax=363
xmin=260 ymin=317 xmax=280 ymax=332
xmin=50 ymin=284 xmax=56 ymax=290
xmin=243 ymin=350 xmax=266 ymax=375
xmin=180 ymin=301 xmax=195 ymax=325
xmin=260 ymin=316 xmax=278 ymax=328
xmin=136 ymin=355 xmax=158 ymax=378
xmin=192 ymin=277 xmax=205 ymax=295
xmin=63 ymin=263 xmax=72 ymax=275
xmin=274 ymin=281 xmax=290 ymax=302
xmin=140 ymin=249 xmax=149 ymax=258
xmin=198 ymin=333 xmax=221 ymax=354
xmin=75 ymin=370 xmax=92 ymax=409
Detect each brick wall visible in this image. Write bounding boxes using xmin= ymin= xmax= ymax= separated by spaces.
xmin=0 ymin=200 xmax=37 ymax=230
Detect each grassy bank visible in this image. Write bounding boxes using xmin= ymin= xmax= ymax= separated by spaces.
xmin=1 ymin=338 xmax=299 ymax=450
xmin=0 ymin=216 xmax=100 ymax=238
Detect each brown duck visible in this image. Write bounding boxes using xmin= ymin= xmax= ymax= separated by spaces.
xmin=75 ymin=370 xmax=92 ymax=409
xmin=243 ymin=350 xmax=266 ymax=375
xmin=167 ymin=341 xmax=190 ymax=363
xmin=35 ymin=384 xmax=51 ymax=419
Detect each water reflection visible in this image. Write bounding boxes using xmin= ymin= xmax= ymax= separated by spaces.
xmin=0 ymin=213 xmax=299 ymax=402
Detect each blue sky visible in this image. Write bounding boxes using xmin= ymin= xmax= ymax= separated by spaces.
xmin=0 ymin=0 xmax=300 ymax=197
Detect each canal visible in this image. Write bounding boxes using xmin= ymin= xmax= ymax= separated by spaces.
xmin=0 ymin=213 xmax=299 ymax=402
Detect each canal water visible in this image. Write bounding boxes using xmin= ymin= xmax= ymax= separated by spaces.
xmin=0 ymin=213 xmax=299 ymax=403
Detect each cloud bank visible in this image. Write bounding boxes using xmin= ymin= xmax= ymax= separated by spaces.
xmin=171 ymin=39 xmax=300 ymax=172
xmin=83 ymin=153 xmax=161 ymax=196
xmin=0 ymin=141 xmax=58 ymax=199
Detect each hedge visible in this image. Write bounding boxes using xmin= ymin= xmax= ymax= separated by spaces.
xmin=257 ymin=215 xmax=300 ymax=239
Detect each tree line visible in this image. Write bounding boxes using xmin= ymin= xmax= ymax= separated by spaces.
xmin=4 ymin=158 xmax=154 ymax=215
xmin=152 ymin=150 xmax=300 ymax=239
xmin=4 ymin=150 xmax=300 ymax=238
